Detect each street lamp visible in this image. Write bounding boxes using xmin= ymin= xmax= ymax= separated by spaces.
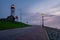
xmin=41 ymin=13 xmax=45 ymax=28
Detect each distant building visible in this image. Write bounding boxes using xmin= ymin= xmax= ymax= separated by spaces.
xmin=7 ymin=15 xmax=15 ymax=22
xmin=0 ymin=18 xmax=6 ymax=21
xmin=15 ymin=16 xmax=18 ymax=21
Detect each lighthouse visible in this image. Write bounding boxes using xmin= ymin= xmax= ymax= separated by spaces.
xmin=6 ymin=4 xmax=15 ymax=22
xmin=11 ymin=4 xmax=15 ymax=16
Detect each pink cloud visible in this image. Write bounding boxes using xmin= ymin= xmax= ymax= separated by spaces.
xmin=45 ymin=16 xmax=60 ymax=29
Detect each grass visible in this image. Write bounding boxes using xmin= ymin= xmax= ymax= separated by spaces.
xmin=0 ymin=20 xmax=30 ymax=30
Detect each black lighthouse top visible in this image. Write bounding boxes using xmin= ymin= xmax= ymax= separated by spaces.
xmin=11 ymin=4 xmax=15 ymax=9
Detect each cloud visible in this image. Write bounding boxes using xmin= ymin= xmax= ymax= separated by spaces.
xmin=45 ymin=7 xmax=60 ymax=16
xmin=28 ymin=0 xmax=60 ymax=16
xmin=28 ymin=13 xmax=60 ymax=29
xmin=45 ymin=16 xmax=60 ymax=29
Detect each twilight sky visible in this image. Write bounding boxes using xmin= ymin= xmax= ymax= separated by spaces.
xmin=0 ymin=0 xmax=60 ymax=29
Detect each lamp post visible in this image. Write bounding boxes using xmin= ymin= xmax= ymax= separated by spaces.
xmin=26 ymin=15 xmax=29 ymax=24
xmin=41 ymin=13 xmax=45 ymax=28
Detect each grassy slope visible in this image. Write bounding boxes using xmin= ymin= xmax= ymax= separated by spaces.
xmin=0 ymin=20 xmax=29 ymax=30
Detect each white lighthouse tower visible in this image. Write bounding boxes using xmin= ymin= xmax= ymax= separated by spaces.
xmin=11 ymin=4 xmax=15 ymax=16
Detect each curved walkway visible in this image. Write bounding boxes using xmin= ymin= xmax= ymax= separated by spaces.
xmin=0 ymin=25 xmax=49 ymax=40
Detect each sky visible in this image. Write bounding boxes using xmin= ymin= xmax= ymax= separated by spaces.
xmin=0 ymin=0 xmax=60 ymax=29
